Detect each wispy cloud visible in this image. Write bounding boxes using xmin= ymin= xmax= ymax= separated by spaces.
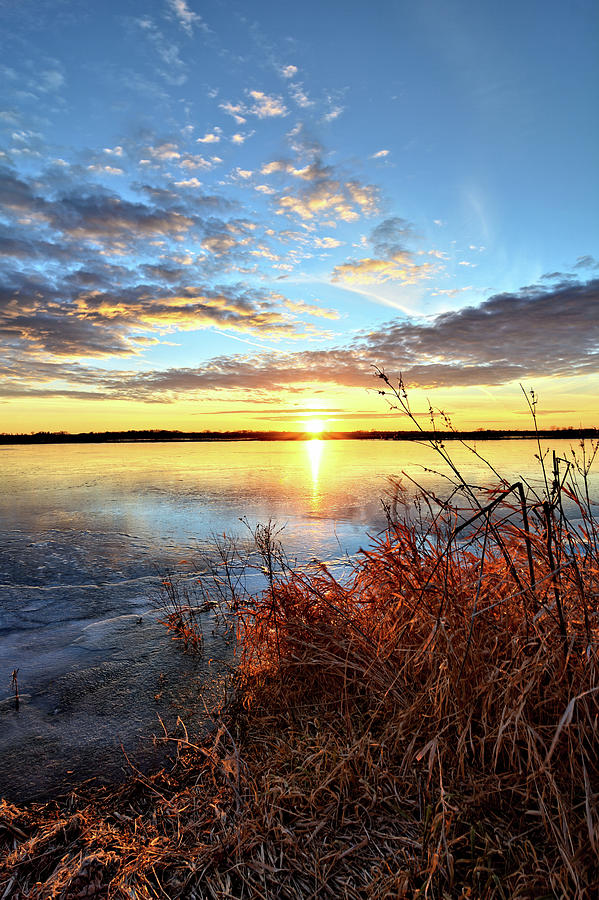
xmin=219 ymin=101 xmax=247 ymax=124
xmin=166 ymin=0 xmax=206 ymax=36
xmin=136 ymin=17 xmax=187 ymax=85
xmin=37 ymin=66 xmax=65 ymax=93
xmin=283 ymin=299 xmax=340 ymax=320
xmin=322 ymin=104 xmax=344 ymax=122
xmin=289 ymin=82 xmax=313 ymax=108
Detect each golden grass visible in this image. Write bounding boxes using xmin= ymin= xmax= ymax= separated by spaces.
xmin=1 ymin=436 xmax=598 ymax=898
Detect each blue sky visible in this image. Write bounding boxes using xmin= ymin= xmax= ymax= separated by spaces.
xmin=1 ymin=0 xmax=597 ymax=431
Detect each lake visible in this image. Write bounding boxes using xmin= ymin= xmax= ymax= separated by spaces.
xmin=0 ymin=437 xmax=595 ymax=799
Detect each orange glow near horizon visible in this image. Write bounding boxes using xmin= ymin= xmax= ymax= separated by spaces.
xmin=1 ymin=374 xmax=597 ymax=435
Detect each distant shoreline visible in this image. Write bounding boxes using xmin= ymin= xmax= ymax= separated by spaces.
xmin=1 ymin=427 xmax=597 ymax=445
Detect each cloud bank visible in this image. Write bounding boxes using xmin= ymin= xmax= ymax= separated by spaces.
xmin=3 ymin=278 xmax=597 ymax=402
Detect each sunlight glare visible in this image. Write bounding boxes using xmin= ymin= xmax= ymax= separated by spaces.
xmin=304 ymin=418 xmax=326 ymax=434
xmin=306 ymin=438 xmax=324 ymax=492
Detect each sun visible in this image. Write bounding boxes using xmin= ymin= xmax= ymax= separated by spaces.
xmin=304 ymin=419 xmax=326 ymax=435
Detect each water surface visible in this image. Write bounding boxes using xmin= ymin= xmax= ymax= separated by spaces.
xmin=1 ymin=438 xmax=595 ymax=798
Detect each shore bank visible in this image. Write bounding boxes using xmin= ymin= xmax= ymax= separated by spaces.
xmin=2 ymin=426 xmax=598 ymax=444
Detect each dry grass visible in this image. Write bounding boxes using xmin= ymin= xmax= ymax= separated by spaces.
xmin=1 ymin=424 xmax=599 ymax=898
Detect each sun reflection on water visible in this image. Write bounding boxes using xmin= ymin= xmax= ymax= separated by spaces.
xmin=306 ymin=438 xmax=324 ymax=511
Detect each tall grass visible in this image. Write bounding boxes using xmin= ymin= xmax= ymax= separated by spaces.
xmin=1 ymin=382 xmax=598 ymax=898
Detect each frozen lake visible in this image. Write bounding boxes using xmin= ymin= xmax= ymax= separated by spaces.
xmin=0 ymin=437 xmax=595 ymax=798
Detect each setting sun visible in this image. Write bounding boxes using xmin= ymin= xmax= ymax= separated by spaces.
xmin=304 ymin=419 xmax=326 ymax=435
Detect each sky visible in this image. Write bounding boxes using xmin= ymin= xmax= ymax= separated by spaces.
xmin=1 ymin=0 xmax=598 ymax=434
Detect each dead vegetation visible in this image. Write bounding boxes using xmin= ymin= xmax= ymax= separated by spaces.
xmin=1 ymin=381 xmax=598 ymax=898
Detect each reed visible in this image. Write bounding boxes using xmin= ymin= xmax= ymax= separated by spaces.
xmin=1 ymin=386 xmax=598 ymax=898
xmin=10 ymin=669 xmax=19 ymax=712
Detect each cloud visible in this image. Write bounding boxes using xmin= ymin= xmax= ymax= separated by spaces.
xmin=147 ymin=141 xmax=181 ymax=160
xmin=219 ymin=91 xmax=288 ymax=125
xmin=332 ymin=256 xmax=428 ymax=283
xmin=247 ymin=90 xmax=288 ymax=118
xmin=173 ymin=177 xmax=203 ymax=188
xmin=0 ymin=228 xmax=72 ymax=262
xmin=50 ymin=193 xmax=195 ymax=241
xmin=323 ymin=104 xmax=344 ymax=122
xmin=358 ymin=277 xmax=599 ymax=386
xmin=181 ymin=154 xmax=215 ymax=169
xmin=280 ymin=65 xmax=298 ymax=78
xmin=201 ymin=232 xmax=243 ymax=255
xmin=277 ymin=191 xmax=356 ymax=222
xmin=154 ymin=276 xmax=599 ymax=392
xmin=370 ymin=218 xmax=413 ymax=256
xmin=0 ymin=165 xmax=39 ymax=213
xmin=196 ymin=130 xmax=221 ymax=143
xmin=87 ymin=165 xmax=124 ymax=176
xmin=262 ymin=157 xmax=379 ymax=223
xmin=141 ymin=141 xmax=214 ymax=170
xmin=283 ymin=299 xmax=340 ymax=320
xmin=166 ymin=0 xmax=206 ymax=35
xmin=315 ymin=236 xmax=343 ymax=249
xmin=219 ymin=101 xmax=246 ymax=124
xmin=37 ymin=67 xmax=65 ymax=93
xmin=261 ymin=160 xmax=286 ymax=175
xmin=332 ymin=217 xmax=431 ymax=284
xmin=289 ymin=83 xmax=313 ymax=108
xmin=136 ymin=17 xmax=188 ymax=85
xmin=197 ymin=217 xmax=288 ymax=275
xmin=345 ymin=181 xmax=379 ymax=215
xmin=123 ymin=276 xmax=598 ymax=397
xmin=4 ymin=277 xmax=597 ymax=402
xmin=0 ymin=163 xmax=231 ymax=271
xmin=0 ymin=262 xmax=329 ymax=360
xmin=431 ymin=287 xmax=473 ymax=297
xmin=83 ymin=351 xmax=368 ymax=400
xmin=1 ymin=161 xmax=330 ymax=359
xmin=0 ymin=146 xmax=371 ymax=387
xmin=575 ymin=255 xmax=599 ymax=270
